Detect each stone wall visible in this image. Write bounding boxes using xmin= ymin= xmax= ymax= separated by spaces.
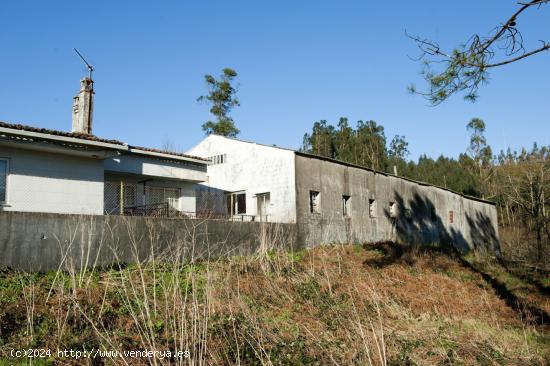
xmin=0 ymin=211 xmax=298 ymax=272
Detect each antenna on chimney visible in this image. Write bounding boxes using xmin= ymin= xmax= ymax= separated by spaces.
xmin=72 ymin=48 xmax=95 ymax=135
xmin=73 ymin=48 xmax=94 ymax=80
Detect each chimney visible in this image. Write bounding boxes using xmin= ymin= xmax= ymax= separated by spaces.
xmin=71 ymin=77 xmax=94 ymax=134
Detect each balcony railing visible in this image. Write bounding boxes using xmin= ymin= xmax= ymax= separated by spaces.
xmin=123 ymin=202 xmax=171 ymax=217
xmin=118 ymin=204 xmax=269 ymax=222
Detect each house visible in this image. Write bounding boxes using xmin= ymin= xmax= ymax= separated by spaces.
xmin=0 ymin=78 xmax=208 ymax=216
xmin=187 ymin=134 xmax=500 ymax=251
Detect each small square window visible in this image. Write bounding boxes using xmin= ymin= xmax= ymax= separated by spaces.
xmin=449 ymin=211 xmax=454 ymax=224
xmin=369 ymin=199 xmax=376 ymax=218
xmin=342 ymin=195 xmax=351 ymax=217
xmin=310 ymin=191 xmax=320 ymax=214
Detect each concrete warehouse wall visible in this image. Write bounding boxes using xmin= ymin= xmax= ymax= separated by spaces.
xmin=0 ymin=147 xmax=104 ymax=215
xmin=0 ymin=211 xmax=298 ymax=272
xmin=294 ymin=154 xmax=500 ymax=252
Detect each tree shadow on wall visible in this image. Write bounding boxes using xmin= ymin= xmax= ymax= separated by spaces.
xmin=365 ymin=191 xmax=548 ymax=326
xmin=381 ymin=191 xmax=499 ymax=254
xmin=464 ymin=211 xmax=500 ymax=253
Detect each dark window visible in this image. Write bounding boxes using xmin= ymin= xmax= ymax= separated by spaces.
xmin=226 ymin=194 xmax=232 ymax=215
xmin=0 ymin=159 xmax=7 ymax=204
xmin=236 ymin=193 xmax=246 ymax=214
xmin=342 ymin=195 xmax=351 ymax=217
xmin=309 ymin=191 xmax=320 ymax=213
xmin=227 ymin=192 xmax=246 ymax=215
xmin=449 ymin=211 xmax=454 ymax=224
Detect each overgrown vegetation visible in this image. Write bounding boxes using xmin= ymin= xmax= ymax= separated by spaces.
xmin=0 ymin=243 xmax=548 ymax=365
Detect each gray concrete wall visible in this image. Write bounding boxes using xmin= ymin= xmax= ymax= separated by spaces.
xmin=294 ymin=154 xmax=499 ymax=252
xmin=0 ymin=147 xmax=105 ymax=215
xmin=0 ymin=211 xmax=298 ymax=272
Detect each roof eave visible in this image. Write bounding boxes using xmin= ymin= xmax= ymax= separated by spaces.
xmin=294 ymin=151 xmax=496 ymax=206
xmin=127 ymin=147 xmax=209 ymax=165
xmin=0 ymin=126 xmax=127 ymax=151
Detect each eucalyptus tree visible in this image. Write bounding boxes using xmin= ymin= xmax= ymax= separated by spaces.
xmin=198 ymin=68 xmax=240 ymax=137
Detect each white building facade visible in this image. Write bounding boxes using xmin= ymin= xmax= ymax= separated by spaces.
xmin=187 ymin=135 xmax=297 ymax=223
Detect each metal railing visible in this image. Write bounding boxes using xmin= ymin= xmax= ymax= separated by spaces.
xmin=123 ymin=202 xmax=171 ymax=218
xmin=116 ymin=201 xmax=271 ymax=222
xmin=184 ymin=212 xmax=265 ymax=222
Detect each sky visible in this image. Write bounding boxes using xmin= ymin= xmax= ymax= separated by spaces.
xmin=0 ymin=0 xmax=548 ymax=160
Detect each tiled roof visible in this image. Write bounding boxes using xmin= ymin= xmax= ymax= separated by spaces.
xmin=0 ymin=121 xmax=124 ymax=144
xmin=0 ymin=121 xmax=208 ymax=162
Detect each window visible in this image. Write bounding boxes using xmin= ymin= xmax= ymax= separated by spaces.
xmin=369 ymin=199 xmax=376 ymax=218
xmin=210 ymin=154 xmax=227 ymax=165
xmin=389 ymin=201 xmax=397 ymax=218
xmin=227 ymin=192 xmax=246 ymax=215
xmin=449 ymin=211 xmax=454 ymax=224
xmin=342 ymin=195 xmax=351 ymax=217
xmin=0 ymin=159 xmax=7 ymax=204
xmin=309 ymin=191 xmax=320 ymax=213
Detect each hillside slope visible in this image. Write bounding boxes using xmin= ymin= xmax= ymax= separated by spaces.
xmin=0 ymin=243 xmax=548 ymax=365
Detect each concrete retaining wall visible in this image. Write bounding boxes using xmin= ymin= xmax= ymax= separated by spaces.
xmin=0 ymin=211 xmax=298 ymax=272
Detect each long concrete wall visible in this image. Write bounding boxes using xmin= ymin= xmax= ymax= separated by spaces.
xmin=294 ymin=154 xmax=500 ymax=252
xmin=0 ymin=211 xmax=298 ymax=272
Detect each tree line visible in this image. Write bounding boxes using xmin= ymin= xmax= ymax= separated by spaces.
xmin=301 ymin=117 xmax=549 ymax=264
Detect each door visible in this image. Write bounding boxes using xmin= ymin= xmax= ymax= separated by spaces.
xmin=256 ymin=193 xmax=270 ymax=221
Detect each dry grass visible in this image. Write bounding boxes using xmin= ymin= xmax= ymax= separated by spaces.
xmin=0 ymin=240 xmax=548 ymax=365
